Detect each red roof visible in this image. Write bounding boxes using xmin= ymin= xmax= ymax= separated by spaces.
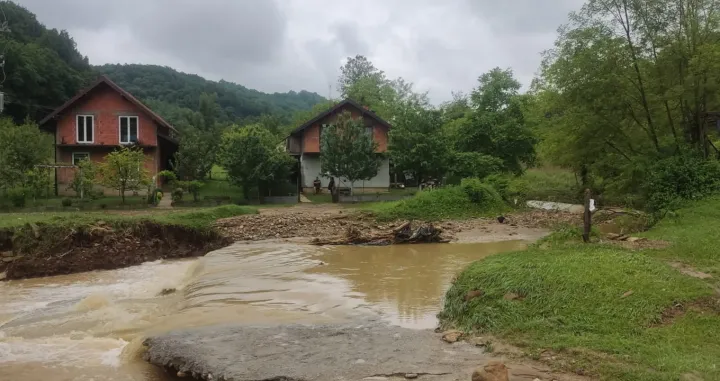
xmin=39 ymin=75 xmax=178 ymax=133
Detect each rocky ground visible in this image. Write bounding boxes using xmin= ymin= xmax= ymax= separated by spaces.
xmin=144 ymin=323 xmax=589 ymax=381
xmin=215 ymin=204 xmax=581 ymax=244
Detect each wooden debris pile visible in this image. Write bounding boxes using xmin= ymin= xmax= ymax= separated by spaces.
xmin=312 ymin=221 xmax=449 ymax=246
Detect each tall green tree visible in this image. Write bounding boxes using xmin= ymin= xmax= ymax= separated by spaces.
xmin=389 ymin=106 xmax=451 ymax=184
xmin=536 ymin=0 xmax=720 ymax=198
xmin=97 ymin=147 xmax=150 ymax=204
xmin=320 ymin=111 xmax=382 ymax=195
xmin=219 ymin=124 xmax=294 ymax=200
xmin=338 ymin=55 xmax=386 ymax=97
xmin=457 ymin=68 xmax=536 ymax=175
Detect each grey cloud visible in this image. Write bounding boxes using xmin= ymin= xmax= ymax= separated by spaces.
xmin=15 ymin=0 xmax=585 ymax=103
xmin=133 ymin=0 xmax=287 ymax=68
xmin=464 ymin=0 xmax=583 ymax=33
xmin=332 ymin=23 xmax=369 ymax=57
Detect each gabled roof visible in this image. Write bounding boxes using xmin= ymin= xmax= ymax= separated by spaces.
xmin=39 ymin=75 xmax=178 ymax=133
xmin=290 ymin=98 xmax=392 ymax=135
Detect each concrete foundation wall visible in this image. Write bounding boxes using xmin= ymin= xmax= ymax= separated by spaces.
xmin=300 ymin=155 xmax=390 ymax=190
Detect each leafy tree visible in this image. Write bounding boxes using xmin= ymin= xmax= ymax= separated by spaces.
xmin=389 ymin=106 xmax=451 ymax=184
xmin=219 ymin=125 xmax=294 ymax=200
xmin=97 ymin=147 xmax=150 ymax=204
xmin=0 ymin=118 xmax=53 ymax=191
xmin=320 ymin=111 xmax=382 ymax=195
xmin=172 ymin=126 xmax=217 ymax=181
xmin=338 ymin=55 xmax=386 ymax=97
xmin=535 ymin=0 xmax=720 ymax=204
xmin=449 ymin=152 xmax=504 ymax=180
xmin=457 ymin=68 xmax=536 ymax=175
xmin=68 ymin=158 xmax=96 ymax=198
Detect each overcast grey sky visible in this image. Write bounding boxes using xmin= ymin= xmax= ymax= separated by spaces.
xmin=16 ymin=0 xmax=583 ymax=103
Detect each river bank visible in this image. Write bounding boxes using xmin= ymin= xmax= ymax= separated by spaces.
xmin=0 ymin=205 xmax=255 ymax=280
xmin=439 ymin=197 xmax=720 ymax=380
xmin=1 ymin=203 xmax=571 ymax=280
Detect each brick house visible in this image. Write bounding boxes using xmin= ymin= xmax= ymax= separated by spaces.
xmin=286 ymin=98 xmax=391 ymax=193
xmin=39 ymin=75 xmax=179 ymax=196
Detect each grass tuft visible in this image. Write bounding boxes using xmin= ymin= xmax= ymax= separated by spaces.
xmin=363 ymin=179 xmax=507 ymax=221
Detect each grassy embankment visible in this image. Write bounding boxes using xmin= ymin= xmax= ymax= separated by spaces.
xmin=0 ymin=204 xmax=256 ymax=230
xmin=363 ymin=179 xmax=508 ymax=221
xmin=440 ymin=197 xmax=720 ymax=381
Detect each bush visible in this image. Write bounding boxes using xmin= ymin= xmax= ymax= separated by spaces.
xmin=365 ymin=178 xmax=506 ymax=221
xmin=171 ymin=187 xmax=184 ymax=204
xmin=460 ymin=178 xmax=504 ymax=208
xmin=7 ymin=187 xmax=28 ymax=207
xmin=61 ymin=198 xmax=72 ymax=207
xmin=643 ymin=155 xmax=720 ymax=213
xmin=187 ymin=181 xmax=203 ymax=202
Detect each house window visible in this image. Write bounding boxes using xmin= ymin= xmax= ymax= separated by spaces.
xmin=119 ymin=116 xmax=139 ymax=144
xmin=72 ymin=152 xmax=90 ymax=165
xmin=76 ymin=115 xmax=94 ymax=143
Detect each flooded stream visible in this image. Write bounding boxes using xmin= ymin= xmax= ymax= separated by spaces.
xmin=0 ymin=241 xmax=527 ymax=381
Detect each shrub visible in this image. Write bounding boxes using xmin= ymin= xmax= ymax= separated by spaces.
xmin=68 ymin=158 xmax=97 ymax=198
xmin=643 ymin=155 xmax=720 ymax=213
xmin=172 ymin=187 xmax=184 ymax=204
xmin=7 ymin=187 xmax=27 ymax=207
xmin=61 ymin=198 xmax=72 ymax=207
xmin=187 ymin=181 xmax=203 ymax=202
xmin=460 ymin=178 xmax=504 ymax=208
xmin=365 ymin=178 xmax=506 ymax=221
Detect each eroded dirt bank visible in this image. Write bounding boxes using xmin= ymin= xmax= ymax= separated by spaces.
xmin=0 ymin=221 xmax=229 ymax=280
xmin=143 ymin=323 xmax=587 ymax=381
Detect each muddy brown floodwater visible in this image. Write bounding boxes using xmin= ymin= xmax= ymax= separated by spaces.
xmin=0 ymin=240 xmax=528 ymax=381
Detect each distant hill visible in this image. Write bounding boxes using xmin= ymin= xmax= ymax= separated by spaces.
xmin=0 ymin=1 xmax=324 ymax=125
xmin=94 ymin=64 xmax=326 ymax=124
xmin=0 ymin=0 xmax=92 ymax=122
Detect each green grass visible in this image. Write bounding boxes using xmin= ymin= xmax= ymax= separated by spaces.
xmin=200 ymin=179 xmax=244 ymax=200
xmin=363 ymin=181 xmax=506 ymax=221
xmin=0 ymin=205 xmax=257 ymax=230
xmin=0 ymin=195 xmax=151 ymax=212
xmin=644 ymin=196 xmax=720 ymax=276
xmin=440 ymin=197 xmax=720 ymax=380
xmin=508 ymin=167 xmax=581 ymax=204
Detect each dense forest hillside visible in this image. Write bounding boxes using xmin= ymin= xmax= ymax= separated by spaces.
xmin=0 ymin=1 xmax=92 ymax=121
xmin=95 ymin=64 xmax=326 ymax=124
xmin=0 ymin=1 xmax=324 ymax=124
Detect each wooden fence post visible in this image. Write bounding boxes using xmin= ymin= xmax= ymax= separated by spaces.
xmin=583 ymin=188 xmax=592 ymax=243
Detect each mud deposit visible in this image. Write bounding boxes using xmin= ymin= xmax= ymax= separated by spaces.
xmin=144 ymin=323 xmax=565 ymax=381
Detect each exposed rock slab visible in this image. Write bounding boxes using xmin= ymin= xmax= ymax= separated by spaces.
xmin=143 ymin=323 xmax=573 ymax=381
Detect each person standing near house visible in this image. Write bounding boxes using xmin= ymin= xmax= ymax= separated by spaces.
xmin=313 ymin=177 xmax=322 ymax=194
xmin=328 ymin=177 xmax=335 ymax=194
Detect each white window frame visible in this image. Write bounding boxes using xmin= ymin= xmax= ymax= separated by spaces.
xmin=76 ymin=115 xmax=94 ymax=143
xmin=72 ymin=152 xmax=90 ymax=165
xmin=118 ymin=116 xmax=140 ymax=144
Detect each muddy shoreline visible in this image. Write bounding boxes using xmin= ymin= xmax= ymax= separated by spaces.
xmin=1 ymin=206 xmax=572 ymax=280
